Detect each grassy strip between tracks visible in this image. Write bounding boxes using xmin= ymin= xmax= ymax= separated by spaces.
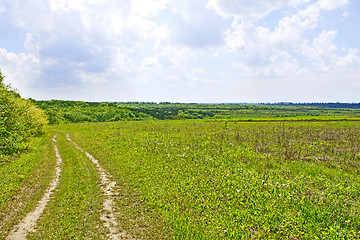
xmin=0 ymin=134 xmax=56 ymax=239
xmin=55 ymin=120 xmax=360 ymax=239
xmin=27 ymin=131 xmax=105 ymax=239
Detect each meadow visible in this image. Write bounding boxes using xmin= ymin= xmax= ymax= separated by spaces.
xmin=51 ymin=119 xmax=360 ymax=239
xmin=2 ymin=70 xmax=360 ymax=238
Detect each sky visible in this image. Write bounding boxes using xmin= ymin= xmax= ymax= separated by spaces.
xmin=0 ymin=0 xmax=359 ymax=103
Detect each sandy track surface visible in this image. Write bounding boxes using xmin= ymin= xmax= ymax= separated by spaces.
xmin=66 ymin=134 xmax=133 ymax=240
xmin=7 ymin=136 xmax=62 ymax=240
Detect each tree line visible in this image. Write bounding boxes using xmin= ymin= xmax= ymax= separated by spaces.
xmin=34 ymin=100 xmax=360 ymax=123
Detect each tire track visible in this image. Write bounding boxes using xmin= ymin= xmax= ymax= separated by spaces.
xmin=66 ymin=134 xmax=132 ymax=240
xmin=7 ymin=135 xmax=62 ymax=240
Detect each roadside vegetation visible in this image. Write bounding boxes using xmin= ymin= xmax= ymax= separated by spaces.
xmin=0 ymin=71 xmax=47 ymax=155
xmin=0 ymin=70 xmax=54 ymax=238
xmin=56 ymin=120 xmax=360 ymax=239
xmin=0 ymin=133 xmax=56 ymax=239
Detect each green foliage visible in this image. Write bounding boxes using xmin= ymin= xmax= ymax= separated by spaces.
xmin=36 ymin=100 xmax=360 ymax=124
xmin=120 ymin=102 xmax=360 ymax=120
xmin=35 ymin=100 xmax=152 ymax=124
xmin=57 ymin=120 xmax=360 ymax=239
xmin=0 ymin=70 xmax=48 ymax=155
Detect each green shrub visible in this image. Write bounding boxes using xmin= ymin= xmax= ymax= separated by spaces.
xmin=0 ymin=70 xmax=48 ymax=155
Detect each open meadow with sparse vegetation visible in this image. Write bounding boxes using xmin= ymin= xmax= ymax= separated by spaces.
xmin=2 ymin=69 xmax=360 ymax=239
xmin=52 ymin=119 xmax=360 ymax=239
xmin=2 ymin=118 xmax=360 ymax=238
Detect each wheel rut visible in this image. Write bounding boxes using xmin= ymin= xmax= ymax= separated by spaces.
xmin=6 ymin=135 xmax=62 ymax=240
xmin=66 ymin=134 xmax=133 ymax=240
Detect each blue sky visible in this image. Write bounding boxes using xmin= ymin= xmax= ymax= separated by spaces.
xmin=0 ymin=0 xmax=359 ymax=102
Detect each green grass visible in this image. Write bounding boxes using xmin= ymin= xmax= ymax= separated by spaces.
xmin=28 ymin=131 xmax=105 ymax=239
xmin=54 ymin=120 xmax=360 ymax=239
xmin=1 ymin=119 xmax=359 ymax=239
xmin=0 ymin=133 xmax=56 ymax=239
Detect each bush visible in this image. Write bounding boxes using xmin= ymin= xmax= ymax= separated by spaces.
xmin=0 ymin=70 xmax=48 ymax=155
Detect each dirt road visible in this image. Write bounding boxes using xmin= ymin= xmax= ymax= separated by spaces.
xmin=7 ymin=136 xmax=62 ymax=240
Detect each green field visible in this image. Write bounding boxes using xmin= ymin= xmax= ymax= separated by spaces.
xmin=1 ymin=117 xmax=360 ymax=239
xmin=50 ymin=120 xmax=359 ymax=239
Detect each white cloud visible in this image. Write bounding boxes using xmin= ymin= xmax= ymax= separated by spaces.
xmin=131 ymin=0 xmax=168 ymax=17
xmin=112 ymin=52 xmax=135 ymax=73
xmin=306 ymin=30 xmax=339 ymax=71
xmin=317 ymin=0 xmax=349 ymax=10
xmin=224 ymin=1 xmax=360 ymax=82
xmin=313 ymin=30 xmax=338 ymax=54
xmin=48 ymin=0 xmax=85 ymax=13
xmin=232 ymin=50 xmax=304 ymax=79
xmin=299 ymin=30 xmax=360 ymax=74
xmin=79 ymin=71 xmax=108 ymax=84
xmin=0 ymin=48 xmax=41 ymax=93
xmin=24 ymin=33 xmax=41 ymax=52
xmin=0 ymin=0 xmax=359 ymax=102
xmin=335 ymin=49 xmax=360 ymax=71
xmin=225 ymin=2 xmax=321 ymax=51
xmin=143 ymin=44 xmax=194 ymax=68
xmin=207 ymin=0 xmax=311 ymax=22
xmin=270 ymin=3 xmax=320 ymax=51
xmin=163 ymin=0 xmax=227 ymax=49
xmin=126 ymin=15 xmax=158 ymax=40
